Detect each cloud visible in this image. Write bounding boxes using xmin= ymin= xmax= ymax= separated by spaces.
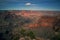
xmin=25 ymin=2 xmax=36 ymax=6
xmin=25 ymin=3 xmax=31 ymax=6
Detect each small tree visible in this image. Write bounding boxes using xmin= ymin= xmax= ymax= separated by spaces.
xmin=20 ymin=28 xmax=26 ymax=37
xmin=27 ymin=31 xmax=36 ymax=39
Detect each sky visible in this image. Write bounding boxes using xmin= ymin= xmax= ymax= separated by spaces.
xmin=0 ymin=0 xmax=60 ymax=11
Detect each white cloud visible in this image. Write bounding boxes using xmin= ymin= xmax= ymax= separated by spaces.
xmin=25 ymin=3 xmax=31 ymax=6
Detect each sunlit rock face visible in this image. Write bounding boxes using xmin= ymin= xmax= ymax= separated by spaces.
xmin=9 ymin=10 xmax=59 ymax=28
xmin=4 ymin=10 xmax=59 ymax=28
xmin=23 ymin=16 xmax=56 ymax=28
xmin=38 ymin=16 xmax=56 ymax=27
